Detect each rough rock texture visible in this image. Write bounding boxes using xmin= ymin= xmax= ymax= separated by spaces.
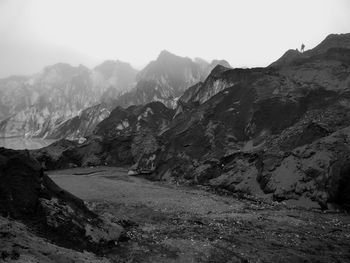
xmin=33 ymin=102 xmax=175 ymax=170
xmin=31 ymin=33 xmax=350 ymax=210
xmin=0 ymin=147 xmax=123 ymax=251
xmin=0 ymin=216 xmax=111 ymax=263
xmin=46 ymin=103 xmax=112 ymax=140
xmin=0 ymin=61 xmax=137 ymax=138
xmin=133 ymin=33 xmax=350 ymax=210
xmin=0 ymin=52 xmax=230 ymax=140
xmin=113 ymin=51 xmax=231 ymax=109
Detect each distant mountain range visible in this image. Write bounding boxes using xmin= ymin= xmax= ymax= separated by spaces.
xmin=33 ymin=33 xmax=350 ymax=210
xmin=0 ymin=52 xmax=230 ymax=139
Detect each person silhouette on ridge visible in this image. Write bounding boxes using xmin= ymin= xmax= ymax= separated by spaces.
xmin=301 ymin=43 xmax=305 ymax=53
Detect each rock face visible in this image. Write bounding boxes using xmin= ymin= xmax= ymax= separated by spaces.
xmin=112 ymin=51 xmax=231 ymax=109
xmin=0 ymin=52 xmax=230 ymax=140
xmin=33 ymin=101 xmax=175 ymax=169
xmin=0 ymin=215 xmax=111 ymax=263
xmin=138 ymin=34 xmax=350 ymax=209
xmin=46 ymin=103 xmax=112 ymax=140
xmin=32 ymin=33 xmax=350 ymax=210
xmin=0 ymin=147 xmax=123 ymax=251
xmin=0 ymin=61 xmax=138 ymax=138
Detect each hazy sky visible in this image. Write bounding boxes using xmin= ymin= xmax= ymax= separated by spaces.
xmin=0 ymin=0 xmax=349 ymax=77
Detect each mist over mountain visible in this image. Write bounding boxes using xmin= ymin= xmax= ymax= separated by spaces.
xmin=1 ymin=0 xmax=350 ymax=261
xmin=2 ymin=27 xmax=350 ymax=263
xmin=0 ymin=51 xmax=230 ymax=139
xmin=0 ymin=60 xmax=138 ymax=138
xmin=34 ymin=33 xmax=350 ymax=213
xmin=112 ymin=50 xmax=231 ymax=109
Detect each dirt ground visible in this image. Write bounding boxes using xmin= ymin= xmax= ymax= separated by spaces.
xmin=48 ymin=167 xmax=350 ymax=263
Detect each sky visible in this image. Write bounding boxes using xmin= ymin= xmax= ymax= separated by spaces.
xmin=0 ymin=0 xmax=349 ymax=78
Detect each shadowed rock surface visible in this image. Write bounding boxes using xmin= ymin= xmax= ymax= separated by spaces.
xmin=0 ymin=51 xmax=230 ymax=141
xmin=46 ymin=167 xmax=350 ymax=263
xmin=32 ymin=33 xmax=350 ymax=210
xmin=33 ymin=101 xmax=175 ymax=169
xmin=112 ymin=51 xmax=231 ymax=109
xmin=0 ymin=147 xmax=123 ymax=254
xmin=0 ymin=61 xmax=138 ymax=139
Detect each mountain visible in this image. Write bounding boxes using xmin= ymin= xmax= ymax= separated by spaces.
xmin=112 ymin=51 xmax=231 ymax=109
xmin=42 ymin=52 xmax=230 ymax=140
xmin=0 ymin=61 xmax=138 ymax=138
xmin=45 ymin=103 xmax=112 ymax=140
xmin=269 ymin=33 xmax=350 ymax=68
xmin=0 ymin=51 xmax=230 ymax=140
xmin=33 ymin=101 xmax=174 ymax=168
xmin=34 ymin=33 xmax=350 ymax=210
xmin=95 ymin=60 xmax=138 ymax=104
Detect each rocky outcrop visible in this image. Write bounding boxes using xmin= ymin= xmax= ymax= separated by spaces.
xmin=46 ymin=103 xmax=112 ymax=140
xmin=113 ymin=51 xmax=231 ymax=109
xmin=258 ymin=126 xmax=350 ymax=209
xmin=0 ymin=147 xmax=123 ymax=251
xmin=0 ymin=215 xmax=111 ymax=263
xmin=33 ymin=101 xmax=175 ymax=170
xmin=31 ymin=33 xmax=350 ymax=210
xmin=133 ymin=34 xmax=350 ymax=210
xmin=0 ymin=61 xmax=138 ymax=138
xmin=0 ymin=52 xmax=231 ymax=140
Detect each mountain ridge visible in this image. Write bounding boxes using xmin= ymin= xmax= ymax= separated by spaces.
xmin=32 ymin=33 xmax=350 ymax=210
xmin=0 ymin=51 xmax=230 ymax=139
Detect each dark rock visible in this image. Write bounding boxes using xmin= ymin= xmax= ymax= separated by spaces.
xmin=31 ymin=33 xmax=350 ymax=210
xmin=0 ymin=147 xmax=123 ymax=251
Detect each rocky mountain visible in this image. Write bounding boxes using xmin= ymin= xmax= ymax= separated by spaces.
xmin=112 ymin=51 xmax=231 ymax=109
xmin=34 ymin=33 xmax=350 ymax=210
xmin=0 ymin=51 xmax=230 ymax=140
xmin=45 ymin=102 xmax=112 ymax=140
xmin=0 ymin=61 xmax=137 ymax=138
xmin=42 ymin=52 xmax=230 ymax=140
xmin=269 ymin=33 xmax=350 ymax=68
xmin=95 ymin=60 xmax=138 ymax=104
xmin=33 ymin=101 xmax=174 ymax=168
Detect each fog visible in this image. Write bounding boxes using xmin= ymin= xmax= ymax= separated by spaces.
xmin=1 ymin=0 xmax=349 ymax=77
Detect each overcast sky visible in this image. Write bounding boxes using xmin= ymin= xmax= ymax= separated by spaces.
xmin=0 ymin=0 xmax=349 ymax=77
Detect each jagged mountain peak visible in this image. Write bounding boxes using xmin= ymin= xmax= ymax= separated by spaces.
xmin=107 ymin=52 xmax=235 ymax=109
xmin=94 ymin=59 xmax=138 ymax=79
xmin=141 ymin=50 xmax=193 ymax=73
xmin=38 ymin=63 xmax=91 ymax=83
xmin=28 ymin=34 xmax=350 ymax=212
xmin=157 ymin=50 xmax=182 ymax=60
xmin=43 ymin=62 xmax=80 ymax=73
xmin=95 ymin=59 xmax=135 ymax=70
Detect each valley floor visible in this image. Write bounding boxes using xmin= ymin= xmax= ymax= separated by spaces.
xmin=44 ymin=166 xmax=350 ymax=263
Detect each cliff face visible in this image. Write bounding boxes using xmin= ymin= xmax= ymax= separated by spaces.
xmin=33 ymin=101 xmax=174 ymax=169
xmin=112 ymin=51 xmax=231 ymax=109
xmin=0 ymin=61 xmax=138 ymax=138
xmin=130 ymin=34 xmax=350 ymax=209
xmin=0 ymin=147 xmax=123 ymax=251
xmin=45 ymin=103 xmax=112 ymax=140
xmin=0 ymin=53 xmax=230 ymax=140
xmin=32 ymin=33 xmax=350 ymax=210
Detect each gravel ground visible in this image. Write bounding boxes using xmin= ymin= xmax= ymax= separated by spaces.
xmin=48 ymin=166 xmax=350 ymax=263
